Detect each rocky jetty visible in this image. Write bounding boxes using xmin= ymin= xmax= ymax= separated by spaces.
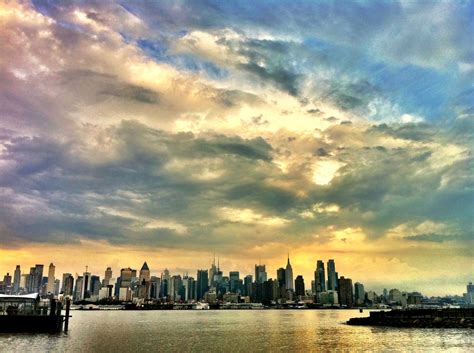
xmin=347 ymin=308 xmax=474 ymax=328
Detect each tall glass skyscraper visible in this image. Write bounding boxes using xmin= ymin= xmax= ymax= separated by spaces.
xmin=327 ymin=259 xmax=337 ymax=291
xmin=314 ymin=260 xmax=325 ymax=295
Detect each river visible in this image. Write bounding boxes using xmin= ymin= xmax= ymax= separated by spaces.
xmin=0 ymin=310 xmax=472 ymax=352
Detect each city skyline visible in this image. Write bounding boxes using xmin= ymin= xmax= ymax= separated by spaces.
xmin=0 ymin=255 xmax=469 ymax=297
xmin=0 ymin=0 xmax=473 ymax=297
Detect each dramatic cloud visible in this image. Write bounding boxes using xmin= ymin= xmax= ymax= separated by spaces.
xmin=0 ymin=0 xmax=472 ymax=294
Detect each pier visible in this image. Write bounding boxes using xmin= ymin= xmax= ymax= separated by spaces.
xmin=347 ymin=308 xmax=474 ymax=328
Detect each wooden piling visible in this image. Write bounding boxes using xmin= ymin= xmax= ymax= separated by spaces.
xmin=64 ymin=298 xmax=71 ymax=332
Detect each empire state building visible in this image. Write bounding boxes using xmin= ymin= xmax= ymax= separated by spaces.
xmin=285 ymin=255 xmax=294 ymax=291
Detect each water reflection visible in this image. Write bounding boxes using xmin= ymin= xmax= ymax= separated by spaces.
xmin=0 ymin=310 xmax=471 ymax=352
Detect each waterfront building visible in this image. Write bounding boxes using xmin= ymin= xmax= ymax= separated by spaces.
xmin=120 ymin=268 xmax=134 ymax=289
xmin=276 ymin=267 xmax=286 ymax=299
xmin=255 ymin=264 xmax=267 ymax=284
xmin=27 ymin=265 xmax=43 ymax=294
xmin=366 ymin=291 xmax=378 ymax=304
xmin=61 ymin=273 xmax=70 ymax=293
xmin=119 ymin=287 xmax=132 ymax=301
xmin=196 ymin=270 xmax=209 ymax=300
xmin=319 ymin=290 xmax=339 ymax=305
xmin=20 ymin=274 xmax=27 ymax=292
xmin=295 ymin=275 xmax=305 ymax=297
xmin=327 ymin=259 xmax=337 ymax=291
xmin=314 ymin=260 xmax=325 ymax=301
xmin=2 ymin=273 xmax=12 ymax=294
xmin=169 ymin=275 xmax=182 ymax=301
xmin=338 ymin=276 xmax=353 ymax=307
xmin=223 ymin=292 xmax=239 ymax=303
xmin=90 ymin=275 xmax=101 ymax=297
xmin=40 ymin=276 xmax=48 ymax=296
xmin=54 ymin=279 xmax=60 ymax=296
xmin=229 ymin=271 xmax=240 ymax=293
xmin=285 ymin=255 xmax=294 ymax=291
xmin=150 ymin=276 xmax=161 ymax=299
xmin=162 ymin=269 xmax=170 ymax=296
xmin=244 ymin=275 xmax=253 ymax=297
xmin=46 ymin=263 xmax=55 ymax=294
xmin=209 ymin=256 xmax=217 ymax=287
xmin=74 ymin=276 xmax=83 ymax=302
xmin=63 ymin=274 xmax=74 ymax=297
xmin=103 ymin=267 xmax=113 ymax=287
xmin=388 ymin=288 xmax=402 ymax=304
xmin=13 ymin=265 xmax=21 ymax=294
xmin=82 ymin=270 xmax=91 ymax=299
xmin=276 ymin=268 xmax=285 ymax=287
xmin=160 ymin=278 xmax=168 ymax=299
xmin=205 ymin=288 xmax=217 ymax=303
xmin=182 ymin=276 xmax=195 ymax=301
xmin=354 ymin=282 xmax=365 ymax=306
xmin=407 ymin=292 xmax=423 ymax=305
xmin=139 ymin=262 xmax=151 ymax=283
xmin=98 ymin=287 xmax=110 ymax=301
xmin=266 ymin=279 xmax=276 ymax=303
xmin=464 ymin=282 xmax=474 ymax=306
xmin=272 ymin=279 xmax=280 ymax=301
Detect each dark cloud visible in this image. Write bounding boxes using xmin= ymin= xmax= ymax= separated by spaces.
xmin=307 ymin=108 xmax=323 ymax=115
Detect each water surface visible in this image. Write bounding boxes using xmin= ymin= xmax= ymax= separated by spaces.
xmin=0 ymin=310 xmax=472 ymax=352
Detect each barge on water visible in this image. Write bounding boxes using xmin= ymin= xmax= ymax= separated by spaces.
xmin=0 ymin=293 xmax=71 ymax=333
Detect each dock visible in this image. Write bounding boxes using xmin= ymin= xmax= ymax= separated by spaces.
xmin=0 ymin=293 xmax=71 ymax=333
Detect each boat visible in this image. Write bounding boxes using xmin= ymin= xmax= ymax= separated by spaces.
xmin=0 ymin=293 xmax=71 ymax=333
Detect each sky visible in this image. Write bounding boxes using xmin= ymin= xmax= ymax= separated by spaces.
xmin=0 ymin=0 xmax=473 ymax=296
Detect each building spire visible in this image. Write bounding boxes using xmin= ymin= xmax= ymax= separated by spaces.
xmin=287 ymin=252 xmax=290 ymax=266
xmin=217 ymin=256 xmax=220 ymax=271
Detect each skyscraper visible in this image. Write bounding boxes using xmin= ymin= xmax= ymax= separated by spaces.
xmin=338 ymin=276 xmax=353 ymax=307
xmin=244 ymin=275 xmax=253 ymax=297
xmin=103 ymin=267 xmax=112 ymax=286
xmin=295 ymin=275 xmax=305 ymax=297
xmin=120 ymin=268 xmax=134 ymax=289
xmin=255 ymin=264 xmax=267 ymax=284
xmin=327 ymin=259 xmax=337 ymax=291
xmin=29 ymin=264 xmax=43 ymax=294
xmin=276 ymin=268 xmax=286 ymax=287
xmin=2 ymin=273 xmax=12 ymax=294
xmin=229 ymin=271 xmax=240 ymax=293
xmin=354 ymin=282 xmax=365 ymax=305
xmin=139 ymin=262 xmax=151 ymax=283
xmin=209 ymin=255 xmax=217 ymax=287
xmin=47 ymin=263 xmax=55 ymax=294
xmin=196 ymin=270 xmax=209 ymax=300
xmin=170 ymin=275 xmax=182 ymax=301
xmin=13 ymin=265 xmax=21 ymax=294
xmin=74 ymin=276 xmax=83 ymax=302
xmin=90 ymin=275 xmax=101 ymax=297
xmin=149 ymin=276 xmax=161 ymax=299
xmin=314 ymin=260 xmax=325 ymax=298
xmin=285 ymin=255 xmax=294 ymax=291
xmin=182 ymin=276 xmax=195 ymax=301
xmin=82 ymin=270 xmax=91 ymax=299
xmin=63 ymin=274 xmax=74 ymax=297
